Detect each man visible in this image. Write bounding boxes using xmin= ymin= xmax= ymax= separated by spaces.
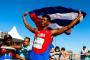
xmin=81 ymin=46 xmax=87 ymax=60
xmin=60 ymin=47 xmax=70 ymax=60
xmin=50 ymin=46 xmax=61 ymax=60
xmin=3 ymin=34 xmax=13 ymax=46
xmin=22 ymin=11 xmax=83 ymax=60
xmin=13 ymin=37 xmax=31 ymax=60
xmin=0 ymin=34 xmax=15 ymax=60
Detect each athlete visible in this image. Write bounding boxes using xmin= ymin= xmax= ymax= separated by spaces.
xmin=22 ymin=11 xmax=83 ymax=60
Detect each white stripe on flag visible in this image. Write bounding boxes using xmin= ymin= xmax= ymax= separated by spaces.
xmin=48 ymin=12 xmax=83 ymax=21
xmin=48 ymin=23 xmax=62 ymax=29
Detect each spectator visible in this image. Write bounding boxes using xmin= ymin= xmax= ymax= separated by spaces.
xmin=14 ymin=37 xmax=31 ymax=60
xmin=49 ymin=46 xmax=61 ymax=60
xmin=60 ymin=47 xmax=70 ymax=60
xmin=54 ymin=46 xmax=61 ymax=60
xmin=81 ymin=46 xmax=87 ymax=60
xmin=3 ymin=34 xmax=13 ymax=46
xmin=0 ymin=34 xmax=15 ymax=59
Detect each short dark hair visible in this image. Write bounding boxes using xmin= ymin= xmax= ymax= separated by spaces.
xmin=55 ymin=46 xmax=60 ymax=52
xmin=61 ymin=47 xmax=65 ymax=51
xmin=24 ymin=37 xmax=30 ymax=42
xmin=83 ymin=46 xmax=86 ymax=48
xmin=3 ymin=34 xmax=12 ymax=45
xmin=4 ymin=34 xmax=12 ymax=40
xmin=42 ymin=14 xmax=51 ymax=22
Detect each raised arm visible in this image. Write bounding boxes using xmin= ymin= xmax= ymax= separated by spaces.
xmin=29 ymin=12 xmax=42 ymax=30
xmin=22 ymin=12 xmax=36 ymax=33
xmin=51 ymin=11 xmax=83 ymax=36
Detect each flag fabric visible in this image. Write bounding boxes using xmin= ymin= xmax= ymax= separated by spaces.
xmin=29 ymin=6 xmax=86 ymax=35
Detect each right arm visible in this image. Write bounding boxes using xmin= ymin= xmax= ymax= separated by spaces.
xmin=22 ymin=13 xmax=36 ymax=33
xmin=30 ymin=12 xmax=42 ymax=30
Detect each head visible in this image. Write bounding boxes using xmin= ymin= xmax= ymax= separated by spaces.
xmin=41 ymin=14 xmax=51 ymax=27
xmin=23 ymin=37 xmax=30 ymax=47
xmin=83 ymin=46 xmax=86 ymax=50
xmin=61 ymin=47 xmax=65 ymax=51
xmin=55 ymin=46 xmax=60 ymax=52
xmin=4 ymin=34 xmax=13 ymax=46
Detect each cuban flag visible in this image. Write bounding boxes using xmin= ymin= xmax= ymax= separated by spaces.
xmin=29 ymin=6 xmax=86 ymax=35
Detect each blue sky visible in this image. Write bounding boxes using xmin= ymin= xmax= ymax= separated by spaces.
xmin=0 ymin=0 xmax=90 ymax=53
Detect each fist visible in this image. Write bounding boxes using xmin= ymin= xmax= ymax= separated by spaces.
xmin=78 ymin=11 xmax=83 ymax=21
xmin=23 ymin=12 xmax=29 ymax=16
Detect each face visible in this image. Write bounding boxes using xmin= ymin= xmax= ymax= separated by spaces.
xmin=83 ymin=48 xmax=86 ymax=50
xmin=41 ymin=17 xmax=49 ymax=27
xmin=23 ymin=38 xmax=30 ymax=47
xmin=56 ymin=49 xmax=60 ymax=52
xmin=6 ymin=39 xmax=12 ymax=46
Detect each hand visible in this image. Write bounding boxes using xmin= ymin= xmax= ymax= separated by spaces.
xmin=78 ymin=10 xmax=83 ymax=18
xmin=76 ymin=11 xmax=83 ymax=21
xmin=22 ymin=12 xmax=28 ymax=18
xmin=23 ymin=12 xmax=29 ymax=16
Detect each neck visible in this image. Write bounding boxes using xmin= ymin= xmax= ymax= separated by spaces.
xmin=43 ymin=26 xmax=48 ymax=30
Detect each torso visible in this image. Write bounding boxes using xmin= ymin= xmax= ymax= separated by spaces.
xmin=32 ymin=29 xmax=53 ymax=54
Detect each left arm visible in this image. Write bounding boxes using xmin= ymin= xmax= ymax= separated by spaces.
xmin=51 ymin=11 xmax=83 ymax=36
